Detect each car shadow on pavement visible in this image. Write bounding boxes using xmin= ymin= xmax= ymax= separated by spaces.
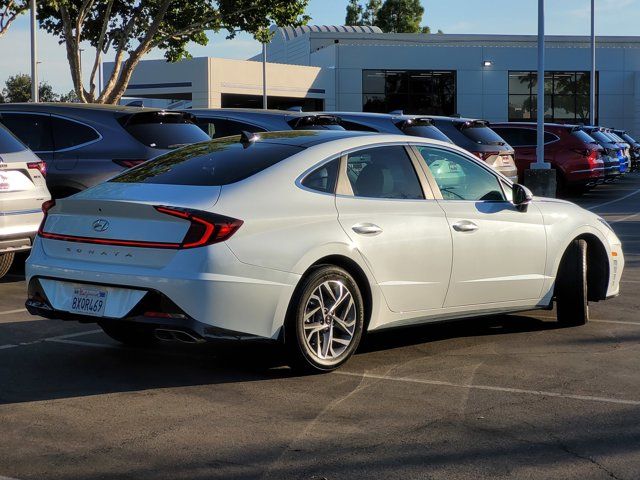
xmin=0 ymin=313 xmax=563 ymax=406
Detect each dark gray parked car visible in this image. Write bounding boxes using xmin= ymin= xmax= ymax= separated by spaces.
xmin=186 ymin=108 xmax=344 ymax=138
xmin=331 ymin=111 xmax=453 ymax=143
xmin=0 ymin=103 xmax=210 ymax=197
xmin=424 ymin=116 xmax=518 ymax=182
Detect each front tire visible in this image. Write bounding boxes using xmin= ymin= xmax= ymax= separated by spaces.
xmin=286 ymin=266 xmax=364 ymax=373
xmin=0 ymin=252 xmax=15 ymax=279
xmin=556 ymin=239 xmax=589 ymax=326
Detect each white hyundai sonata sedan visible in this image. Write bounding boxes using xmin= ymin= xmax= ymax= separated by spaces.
xmin=25 ymin=130 xmax=624 ymax=372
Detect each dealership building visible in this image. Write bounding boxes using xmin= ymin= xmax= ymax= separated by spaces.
xmin=109 ymin=25 xmax=640 ymax=134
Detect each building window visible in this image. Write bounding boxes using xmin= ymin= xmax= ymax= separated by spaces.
xmin=362 ymin=70 xmax=456 ymax=115
xmin=508 ymin=71 xmax=598 ymax=123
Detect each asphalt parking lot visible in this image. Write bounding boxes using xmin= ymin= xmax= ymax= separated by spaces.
xmin=1 ymin=174 xmax=639 ymax=480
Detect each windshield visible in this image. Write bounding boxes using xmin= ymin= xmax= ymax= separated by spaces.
xmin=458 ymin=123 xmax=506 ymax=146
xmin=111 ymin=137 xmax=303 ymax=186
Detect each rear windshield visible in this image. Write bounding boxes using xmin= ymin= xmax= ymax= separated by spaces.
xmin=572 ymin=129 xmax=599 ymax=145
xmin=401 ymin=125 xmax=452 ymax=143
xmin=587 ymin=130 xmax=614 ymax=144
xmin=620 ymin=133 xmax=638 ymax=145
xmin=121 ymin=112 xmax=210 ymax=149
xmin=457 ymin=123 xmax=506 ymax=146
xmin=289 ymin=115 xmax=344 ymax=131
xmin=606 ymin=132 xmax=625 ymax=143
xmin=110 ymin=137 xmax=303 ymax=186
xmin=0 ymin=123 xmax=27 ymax=153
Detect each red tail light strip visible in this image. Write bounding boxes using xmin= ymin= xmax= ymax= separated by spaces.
xmin=37 ymin=203 xmax=243 ymax=250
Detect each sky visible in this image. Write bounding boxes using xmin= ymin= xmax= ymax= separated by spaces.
xmin=0 ymin=0 xmax=638 ymax=94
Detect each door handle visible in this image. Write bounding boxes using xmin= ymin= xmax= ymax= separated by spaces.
xmin=352 ymin=223 xmax=383 ymax=236
xmin=452 ymin=220 xmax=479 ymax=232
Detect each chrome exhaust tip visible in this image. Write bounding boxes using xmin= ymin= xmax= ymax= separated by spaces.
xmin=154 ymin=328 xmax=204 ymax=344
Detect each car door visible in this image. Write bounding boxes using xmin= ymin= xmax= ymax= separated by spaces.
xmin=335 ymin=144 xmax=452 ymax=313
xmin=413 ymin=145 xmax=547 ymax=308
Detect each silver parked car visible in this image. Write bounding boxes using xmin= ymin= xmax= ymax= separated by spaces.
xmin=0 ymin=123 xmax=50 ymax=278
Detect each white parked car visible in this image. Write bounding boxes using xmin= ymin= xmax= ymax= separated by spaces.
xmin=25 ymin=131 xmax=624 ymax=372
xmin=0 ymin=124 xmax=50 ymax=279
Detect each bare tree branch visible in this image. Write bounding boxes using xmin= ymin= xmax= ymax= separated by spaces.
xmin=0 ymin=0 xmax=27 ymax=38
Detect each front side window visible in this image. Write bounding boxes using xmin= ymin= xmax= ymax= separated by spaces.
xmin=51 ymin=117 xmax=100 ymax=150
xmin=301 ymin=159 xmax=339 ymax=194
xmin=346 ymin=146 xmax=424 ymax=200
xmin=0 ymin=112 xmax=53 ymax=152
xmin=416 ymin=146 xmax=505 ymax=201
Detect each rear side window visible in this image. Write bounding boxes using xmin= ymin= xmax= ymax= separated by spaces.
xmin=51 ymin=117 xmax=99 ymax=150
xmin=346 ymin=146 xmax=424 ymax=200
xmin=301 ymin=159 xmax=339 ymax=194
xmin=197 ymin=118 xmax=266 ymax=139
xmin=0 ymin=123 xmax=27 ymax=153
xmin=121 ymin=112 xmax=210 ymax=149
xmin=0 ymin=112 xmax=53 ymax=151
xmin=458 ymin=123 xmax=506 ymax=146
xmin=111 ymin=138 xmax=303 ymax=186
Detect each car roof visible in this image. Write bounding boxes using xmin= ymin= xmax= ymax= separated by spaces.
xmin=187 ymin=108 xmax=327 ymax=119
xmin=223 ymin=129 xmax=376 ymax=147
xmin=0 ymin=102 xmax=162 ymax=114
xmin=491 ymin=121 xmax=578 ymax=129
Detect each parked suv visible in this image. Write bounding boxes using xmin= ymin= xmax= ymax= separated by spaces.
xmin=0 ymin=123 xmax=50 ymax=278
xmin=491 ymin=123 xmax=605 ymax=194
xmin=0 ymin=104 xmax=210 ymax=198
xmin=612 ymin=129 xmax=640 ymax=171
xmin=331 ymin=111 xmax=453 ymax=143
xmin=424 ymin=116 xmax=518 ymax=182
xmin=186 ymin=108 xmax=344 ymax=138
xmin=578 ymin=126 xmax=622 ymax=181
xmin=603 ymin=130 xmax=631 ymax=174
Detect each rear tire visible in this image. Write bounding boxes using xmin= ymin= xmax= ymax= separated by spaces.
xmin=286 ymin=266 xmax=364 ymax=373
xmin=0 ymin=252 xmax=15 ymax=279
xmin=98 ymin=321 xmax=157 ymax=347
xmin=556 ymin=239 xmax=589 ymax=326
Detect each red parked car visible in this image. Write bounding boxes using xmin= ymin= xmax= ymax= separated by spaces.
xmin=491 ymin=123 xmax=605 ymax=195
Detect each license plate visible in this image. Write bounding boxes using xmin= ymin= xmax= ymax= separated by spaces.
xmin=70 ymin=287 xmax=108 ymax=317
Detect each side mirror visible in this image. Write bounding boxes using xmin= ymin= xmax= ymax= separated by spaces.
xmin=512 ymin=183 xmax=533 ymax=211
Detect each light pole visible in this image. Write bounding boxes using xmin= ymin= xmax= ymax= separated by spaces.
xmin=262 ymin=43 xmax=267 ymax=109
xmin=590 ymin=0 xmax=596 ymax=125
xmin=30 ymin=0 xmax=38 ymax=102
xmin=524 ymin=0 xmax=556 ymax=196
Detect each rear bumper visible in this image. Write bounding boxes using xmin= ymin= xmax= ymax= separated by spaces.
xmin=0 ymin=232 xmax=35 ymax=253
xmin=26 ymin=238 xmax=300 ymax=339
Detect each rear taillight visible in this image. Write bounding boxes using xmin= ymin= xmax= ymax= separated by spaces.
xmin=27 ymin=161 xmax=47 ymax=176
xmin=154 ymin=206 xmax=243 ymax=249
xmin=38 ymin=199 xmax=56 ymax=235
xmin=113 ymin=159 xmax=146 ymax=168
xmin=473 ymin=151 xmax=500 ymax=161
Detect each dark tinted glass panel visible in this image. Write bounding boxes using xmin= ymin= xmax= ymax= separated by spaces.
xmin=111 ymin=139 xmax=302 ymax=186
xmin=362 ymin=70 xmax=456 ymax=115
xmin=544 ymin=132 xmax=558 ymax=143
xmin=459 ymin=125 xmax=506 ymax=146
xmin=346 ymin=146 xmax=423 ymax=200
xmin=589 ymin=130 xmax=613 ymax=144
xmin=338 ymin=120 xmax=379 ymax=132
xmin=0 ymin=123 xmax=27 ymax=153
xmin=554 ymin=72 xmax=575 ymax=95
xmin=363 ymin=70 xmax=386 ymax=93
xmin=508 ymin=95 xmax=533 ymax=120
xmin=0 ymin=113 xmax=53 ymax=151
xmin=125 ymin=123 xmax=210 ymax=149
xmin=197 ymin=118 xmax=266 ymax=139
xmin=552 ymin=95 xmax=575 ymax=119
xmin=572 ymin=130 xmax=598 ymax=144
xmin=620 ymin=133 xmax=638 ymax=145
xmin=402 ymin=125 xmax=452 ymax=143
xmin=301 ymin=159 xmax=339 ymax=193
xmin=51 ymin=117 xmax=100 ymax=150
xmin=509 ymin=72 xmax=535 ymax=95
xmin=492 ymin=128 xmax=537 ymax=147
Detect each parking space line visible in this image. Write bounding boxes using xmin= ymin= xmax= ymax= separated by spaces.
xmin=0 ymin=329 xmax=102 ymax=351
xmin=333 ymin=371 xmax=640 ymax=406
xmin=587 ymin=188 xmax=640 ymax=211
xmin=0 ymin=308 xmax=27 ymax=316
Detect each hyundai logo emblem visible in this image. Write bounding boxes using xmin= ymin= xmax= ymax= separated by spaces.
xmin=92 ymin=219 xmax=110 ymax=232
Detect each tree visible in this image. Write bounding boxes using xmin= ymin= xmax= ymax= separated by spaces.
xmin=361 ymin=0 xmax=381 ymax=26
xmin=345 ymin=0 xmax=363 ymax=25
xmin=59 ymin=89 xmax=79 ymax=102
xmin=0 ymin=0 xmax=28 ymax=38
xmin=1 ymin=73 xmax=58 ymax=102
xmin=376 ymin=0 xmax=424 ymax=33
xmin=38 ymin=0 xmax=310 ymax=104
